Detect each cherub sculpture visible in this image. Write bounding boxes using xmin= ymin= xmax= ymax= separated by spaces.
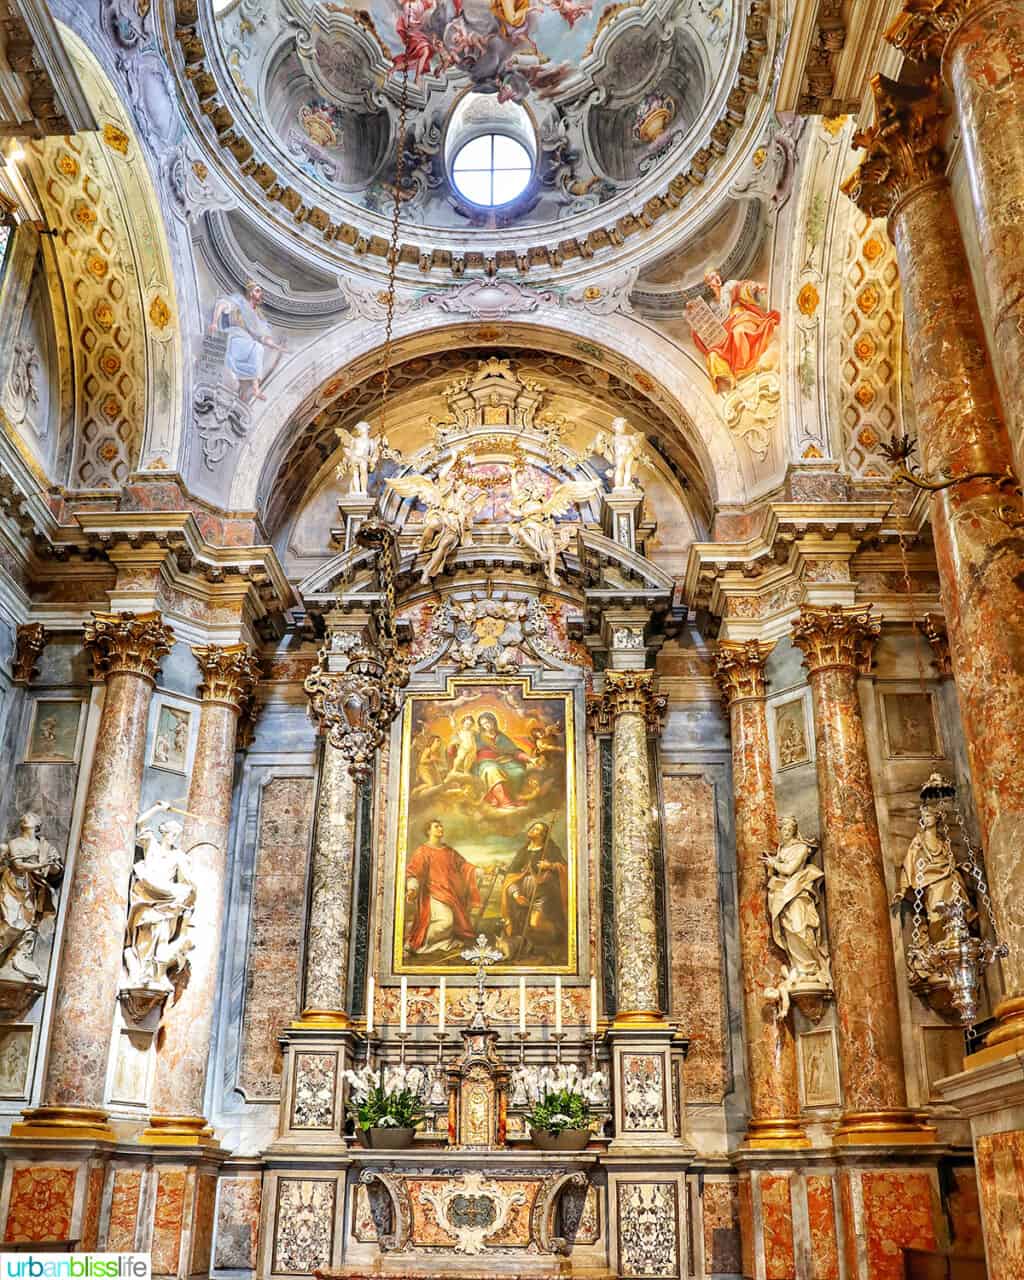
xmin=335 ymin=421 xmax=396 ymax=496
xmin=592 ymin=416 xmax=651 ymax=491
xmin=386 ymin=464 xmax=488 ymax=586
xmin=506 ymin=468 xmax=601 ymax=588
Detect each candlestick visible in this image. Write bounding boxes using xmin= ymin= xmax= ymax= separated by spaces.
xmin=518 ymin=975 xmax=526 ymax=1034
xmin=554 ymin=975 xmax=562 ymax=1035
xmin=400 ymin=976 xmax=408 ymax=1034
xmin=366 ymin=974 xmax=375 ymax=1035
xmin=396 ymin=1029 xmax=411 ymax=1065
xmin=551 ymin=1030 xmax=567 ymax=1065
xmin=514 ymin=1028 xmax=530 ymax=1066
xmin=590 ymin=975 xmax=598 ymax=1037
xmin=438 ymin=976 xmax=446 ymax=1033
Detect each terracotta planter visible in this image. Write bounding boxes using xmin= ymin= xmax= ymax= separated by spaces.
xmin=358 ymin=1126 xmax=416 ymax=1150
xmin=530 ymin=1127 xmax=590 ymax=1151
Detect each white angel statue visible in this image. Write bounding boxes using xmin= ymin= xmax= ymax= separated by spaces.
xmin=335 ymin=421 xmax=394 ymax=496
xmin=592 ymin=416 xmax=651 ymax=491
xmin=506 ymin=468 xmax=601 ymax=588
xmin=386 ymin=465 xmax=488 ymax=586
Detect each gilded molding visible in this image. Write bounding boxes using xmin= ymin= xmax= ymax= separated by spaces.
xmin=791 ymin=604 xmax=881 ymax=674
xmin=84 ymin=611 xmax=174 ymax=683
xmin=712 ymin=639 xmax=774 ymax=706
xmin=12 ymin=622 xmax=47 ymax=685
xmin=885 ymin=0 xmax=977 ymax=63
xmin=192 ymin=642 xmax=261 ymax=715
xmin=841 ymin=75 xmax=948 ymax=221
xmin=595 ymin=669 xmax=666 ymax=733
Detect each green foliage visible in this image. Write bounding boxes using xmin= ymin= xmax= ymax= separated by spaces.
xmin=348 ymin=1084 xmax=425 ymax=1132
xmin=525 ymin=1087 xmax=591 ymax=1135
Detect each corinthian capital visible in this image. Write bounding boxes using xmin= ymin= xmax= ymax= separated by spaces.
xmin=712 ymin=640 xmax=774 ymax=706
xmin=791 ymin=605 xmax=880 ymax=675
xmin=841 ymin=76 xmax=948 ymax=220
xmin=597 ymin=669 xmax=666 ymax=733
xmin=84 ymin=611 xmax=174 ymax=683
xmin=193 ymin=643 xmax=261 ymax=715
xmin=12 ymin=623 xmax=47 ymax=685
xmin=886 ymin=0 xmax=974 ymax=63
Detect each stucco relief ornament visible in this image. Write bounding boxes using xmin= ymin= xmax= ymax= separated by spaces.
xmin=763 ymin=817 xmax=833 ymax=1022
xmin=387 ymin=462 xmax=488 ymax=585
xmin=506 ymin=468 xmax=601 ymax=588
xmin=591 ymin=416 xmax=652 ymax=492
xmin=118 ymin=803 xmax=197 ymax=1023
xmin=0 ymin=813 xmax=64 ymax=1013
xmin=440 ymin=594 xmax=543 ymax=672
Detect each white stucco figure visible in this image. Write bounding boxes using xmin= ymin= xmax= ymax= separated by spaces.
xmin=0 ymin=813 xmax=63 ymax=984
xmin=592 ymin=417 xmax=650 ymax=491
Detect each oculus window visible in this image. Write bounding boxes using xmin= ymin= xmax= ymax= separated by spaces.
xmin=451 ymin=133 xmax=533 ymax=208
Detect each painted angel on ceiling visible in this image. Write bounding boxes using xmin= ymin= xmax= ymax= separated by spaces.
xmin=335 ymin=421 xmax=398 ymax=496
xmin=592 ymin=416 xmax=651 ymax=491
xmin=505 ymin=468 xmax=600 ymax=587
xmin=386 ymin=463 xmax=488 ymax=585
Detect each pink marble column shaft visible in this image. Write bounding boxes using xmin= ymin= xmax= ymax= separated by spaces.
xmin=146 ymin=644 xmax=258 ymax=1139
xmin=37 ymin=612 xmax=173 ymax=1127
xmin=714 ymin=642 xmax=806 ymax=1147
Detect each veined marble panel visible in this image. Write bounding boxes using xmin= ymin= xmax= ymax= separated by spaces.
xmin=151 ymin=1170 xmax=187 ymax=1276
xmin=975 ymin=1132 xmax=1024 ymax=1279
xmin=214 ymin=1175 xmax=262 ymax=1270
xmin=4 ymin=1166 xmax=76 ymax=1243
xmin=858 ymin=1171 xmax=937 ymax=1280
xmin=239 ymin=777 xmax=314 ymax=1100
xmin=701 ymin=1179 xmax=741 ymax=1277
xmin=107 ymin=1169 xmax=143 ymax=1252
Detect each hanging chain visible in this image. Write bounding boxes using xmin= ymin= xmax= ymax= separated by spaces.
xmin=379 ymin=64 xmax=410 ymax=439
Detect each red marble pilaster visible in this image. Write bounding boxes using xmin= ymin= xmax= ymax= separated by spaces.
xmin=16 ymin=611 xmax=173 ymax=1138
xmin=845 ymin=76 xmax=1024 ymax=1052
xmin=144 ymin=643 xmax=259 ymax=1144
xmin=791 ymin=606 xmax=924 ymax=1144
xmin=714 ymin=642 xmax=806 ymax=1148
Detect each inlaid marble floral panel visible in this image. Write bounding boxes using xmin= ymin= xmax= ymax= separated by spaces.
xmin=701 ymin=1179 xmax=741 ymax=1276
xmin=662 ymin=773 xmax=728 ymax=1102
xmin=976 ymin=1130 xmax=1024 ymax=1280
xmin=151 ymin=1170 xmax=186 ymax=1276
xmin=4 ymin=1166 xmax=76 ymax=1243
xmin=107 ymin=1169 xmax=143 ymax=1252
xmin=214 ymin=1175 xmax=262 ymax=1269
xmin=272 ymin=1179 xmax=335 ymax=1275
xmin=622 ymin=1053 xmax=666 ymax=1131
xmin=291 ymin=1051 xmax=337 ymax=1129
xmin=860 ymin=1171 xmax=937 ymax=1280
xmin=239 ymin=777 xmax=314 ymax=1100
xmin=617 ymin=1182 xmax=679 ymax=1279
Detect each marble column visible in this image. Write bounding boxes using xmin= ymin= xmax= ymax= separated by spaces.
xmin=887 ymin=0 xmax=1024 ymax=476
xmin=791 ymin=604 xmax=925 ymax=1144
xmin=844 ymin=77 xmax=1024 ymax=1053
xmin=713 ymin=642 xmax=806 ymax=1148
xmin=602 ymin=669 xmax=665 ymax=1022
xmin=17 ymin=611 xmax=173 ymax=1138
xmin=300 ymin=738 xmax=358 ymax=1025
xmin=144 ymin=644 xmax=259 ymax=1145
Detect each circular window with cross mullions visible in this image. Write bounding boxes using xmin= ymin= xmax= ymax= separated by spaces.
xmin=446 ymin=93 xmax=537 ymax=212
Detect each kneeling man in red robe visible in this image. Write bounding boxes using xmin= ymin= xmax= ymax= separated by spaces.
xmin=405 ymin=819 xmax=480 ymax=955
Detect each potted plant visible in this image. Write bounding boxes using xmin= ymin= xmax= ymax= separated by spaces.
xmin=515 ymin=1063 xmax=608 ymax=1152
xmin=344 ymin=1064 xmax=427 ymax=1150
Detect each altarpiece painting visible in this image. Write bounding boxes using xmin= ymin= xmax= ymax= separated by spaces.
xmin=393 ymin=677 xmax=577 ymax=975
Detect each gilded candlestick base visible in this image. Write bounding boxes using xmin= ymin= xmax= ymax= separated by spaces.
xmin=11 ymin=1105 xmax=116 ymax=1142
xmin=833 ymin=1109 xmax=937 ymax=1146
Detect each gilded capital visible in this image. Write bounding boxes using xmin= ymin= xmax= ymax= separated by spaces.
xmin=922 ymin=613 xmax=953 ymax=677
xmin=12 ymin=623 xmax=47 ymax=685
xmin=597 ymin=669 xmax=666 ymax=733
xmin=791 ymin=605 xmax=880 ymax=675
xmin=841 ymin=75 xmax=948 ymax=221
xmin=712 ymin=640 xmax=774 ymax=706
xmin=886 ymin=0 xmax=974 ymax=64
xmin=193 ymin=643 xmax=261 ymax=715
xmin=84 ymin=611 xmax=174 ymax=683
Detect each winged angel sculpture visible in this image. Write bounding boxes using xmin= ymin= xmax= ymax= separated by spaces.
xmin=387 ymin=467 xmax=488 ymax=586
xmin=506 ymin=469 xmax=601 ymax=588
xmin=591 ymin=416 xmax=652 ymax=491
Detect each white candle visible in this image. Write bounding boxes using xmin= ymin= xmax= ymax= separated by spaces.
xmin=519 ymin=976 xmax=527 ymax=1033
xmin=554 ymin=975 xmax=563 ymax=1035
xmin=590 ymin=976 xmax=598 ymax=1037
xmin=366 ymin=974 xmax=375 ymax=1035
xmin=438 ymin=976 xmax=446 ymax=1033
xmin=400 ymin=976 xmax=408 ymax=1034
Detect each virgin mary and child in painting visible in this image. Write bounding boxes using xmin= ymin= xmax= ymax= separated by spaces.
xmin=396 ymin=680 xmax=575 ymax=973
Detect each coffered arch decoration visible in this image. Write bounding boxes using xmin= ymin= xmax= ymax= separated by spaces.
xmin=20 ymin=25 xmax=183 ymax=488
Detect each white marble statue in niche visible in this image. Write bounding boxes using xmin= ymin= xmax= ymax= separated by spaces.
xmin=592 ymin=417 xmax=650 ymax=491
xmin=764 ymin=816 xmax=832 ymax=1019
xmin=0 ymin=812 xmax=64 ymax=984
xmin=120 ymin=803 xmax=196 ymax=1018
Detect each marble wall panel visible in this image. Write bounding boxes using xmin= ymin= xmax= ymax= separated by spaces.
xmin=214 ymin=1175 xmax=262 ymax=1270
xmin=738 ymin=1176 xmax=754 ymax=1280
xmin=617 ymin=1182 xmax=680 ymax=1279
xmin=80 ymin=1166 xmax=104 ymax=1252
xmin=662 ymin=772 xmax=728 ymax=1103
xmin=0 ymin=1026 xmax=33 ymax=1097
xmin=944 ymin=1165 xmax=983 ymax=1258
xmin=271 ymin=1179 xmax=335 ymax=1275
xmin=701 ymin=1179 xmax=741 ymax=1276
xmin=806 ymin=1175 xmax=839 ymax=1280
xmin=859 ymin=1171 xmax=937 ymax=1280
xmin=107 ymin=1168 xmax=143 ymax=1252
xmin=191 ymin=1174 xmax=217 ymax=1275
xmin=622 ymin=1053 xmax=667 ymax=1132
xmin=3 ymin=1166 xmax=76 ymax=1243
xmin=975 ymin=1130 xmax=1024 ymax=1280
xmin=760 ymin=1176 xmax=795 ymax=1280
xmin=151 ymin=1170 xmax=187 ymax=1276
xmin=238 ymin=776 xmax=315 ymax=1100
xmin=290 ymin=1051 xmax=337 ymax=1130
